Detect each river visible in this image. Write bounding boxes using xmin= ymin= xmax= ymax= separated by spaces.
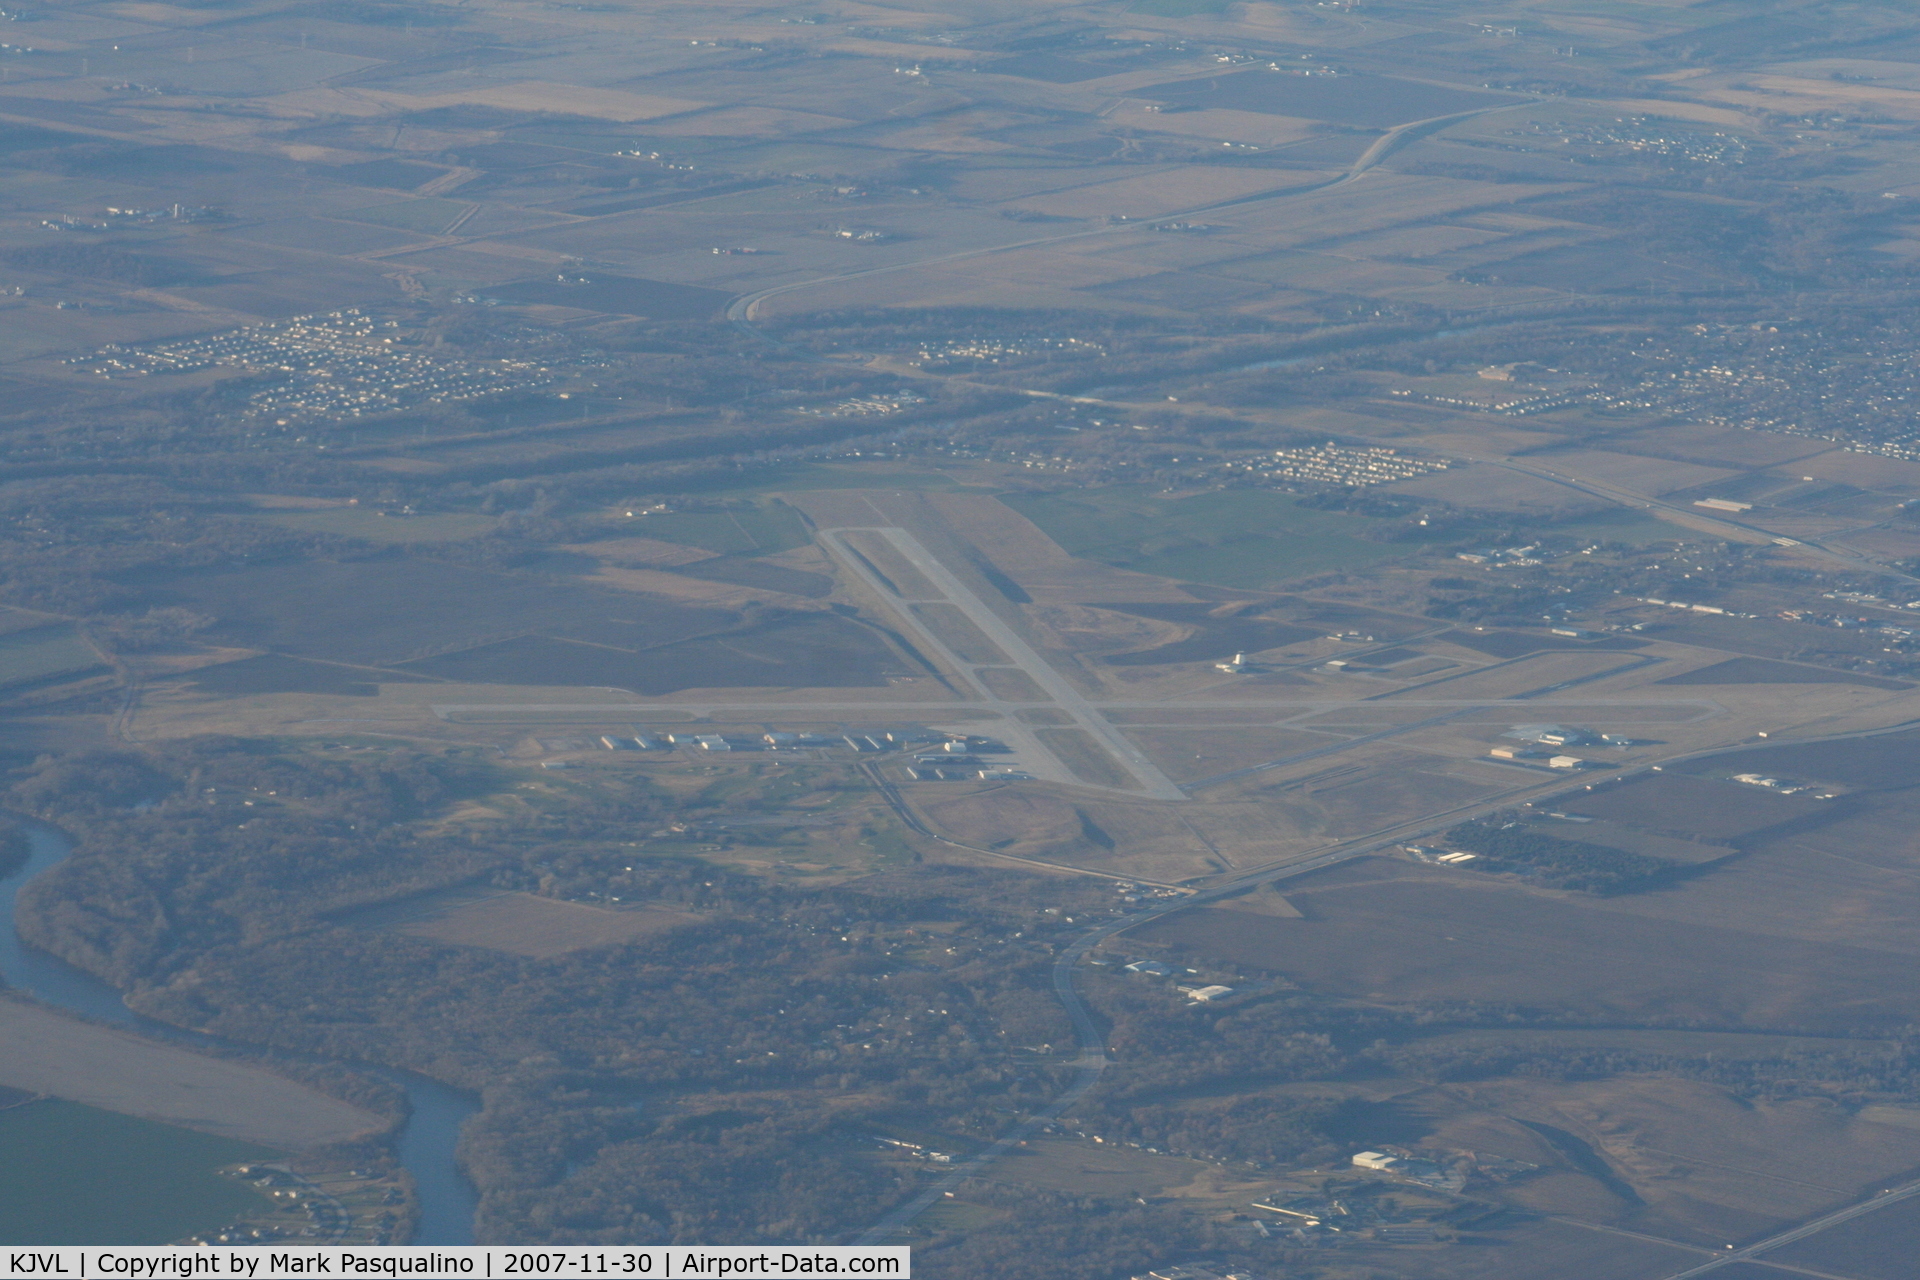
xmin=0 ymin=821 xmax=480 ymax=1244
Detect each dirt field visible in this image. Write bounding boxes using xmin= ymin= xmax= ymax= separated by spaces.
xmin=357 ymin=888 xmax=699 ymax=959
xmin=0 ymin=998 xmax=381 ymax=1149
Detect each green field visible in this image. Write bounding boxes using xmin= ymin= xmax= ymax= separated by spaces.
xmin=254 ymin=508 xmax=499 ymax=544
xmin=1546 ymin=506 xmax=1685 ymax=547
xmin=623 ymin=501 xmax=813 ymax=554
xmin=334 ymin=198 xmax=470 ymax=234
xmin=0 ymin=1100 xmax=276 ymax=1244
xmin=1002 ymin=487 xmax=1402 ymax=589
xmin=0 ymin=624 xmax=105 ymax=689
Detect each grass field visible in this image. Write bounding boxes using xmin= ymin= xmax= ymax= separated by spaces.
xmin=1544 ymin=506 xmax=1690 ymax=547
xmin=1127 ymin=726 xmax=1344 ymax=783
xmin=624 ymin=502 xmax=812 ymax=555
xmin=1002 ymin=487 xmax=1401 ymax=590
xmin=349 ymin=889 xmax=698 ymax=958
xmin=0 ymin=624 xmax=103 ymax=689
xmin=141 ymin=559 xmax=734 ymax=668
xmin=1034 ymin=728 xmax=1135 ymax=790
xmin=253 ymin=508 xmax=498 ymax=544
xmin=0 ymin=1100 xmax=273 ymax=1245
xmin=187 ymin=654 xmax=432 ymax=698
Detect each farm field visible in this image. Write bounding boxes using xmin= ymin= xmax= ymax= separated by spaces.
xmin=134 ymin=559 xmax=736 ymax=667
xmin=250 ymin=508 xmax=500 ymax=543
xmin=349 ymin=889 xmax=699 ymax=959
xmin=0 ymin=1100 xmax=274 ymax=1245
xmin=394 ymin=612 xmax=906 ymax=692
xmin=0 ymin=625 xmax=104 ymax=690
xmin=1000 ymin=487 xmax=1404 ymax=590
xmin=1124 ymin=725 xmax=1347 ymax=783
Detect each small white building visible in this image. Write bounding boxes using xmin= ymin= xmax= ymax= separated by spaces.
xmin=1179 ymin=984 xmax=1235 ymax=1003
xmin=1352 ymin=1151 xmax=1402 ymax=1171
xmin=1549 ymin=755 xmax=1583 ymax=769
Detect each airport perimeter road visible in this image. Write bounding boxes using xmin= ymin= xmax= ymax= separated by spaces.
xmin=823 ymin=526 xmax=1188 ymax=801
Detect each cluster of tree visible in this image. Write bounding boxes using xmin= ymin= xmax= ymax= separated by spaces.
xmin=8 ymin=741 xmax=1132 ymax=1247
xmin=1439 ymin=818 xmax=1683 ymax=894
xmin=4 ymin=246 xmax=196 ymax=288
xmin=1365 ymin=1035 xmax=1920 ymax=1107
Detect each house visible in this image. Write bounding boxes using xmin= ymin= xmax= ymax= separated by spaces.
xmin=1179 ymin=984 xmax=1235 ymax=1003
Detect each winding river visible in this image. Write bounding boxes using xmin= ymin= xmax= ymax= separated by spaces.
xmin=0 ymin=821 xmax=480 ymax=1244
